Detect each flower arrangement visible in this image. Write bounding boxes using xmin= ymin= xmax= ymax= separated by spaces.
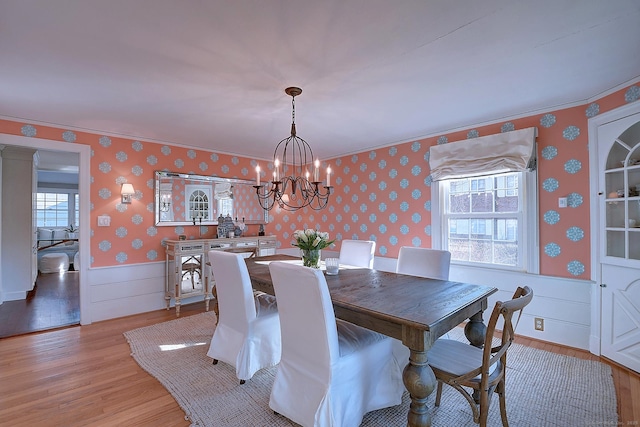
xmin=292 ymin=229 xmax=335 ymax=268
xmin=292 ymin=229 xmax=335 ymax=251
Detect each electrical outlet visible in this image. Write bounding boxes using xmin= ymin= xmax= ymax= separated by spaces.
xmin=534 ymin=317 xmax=544 ymax=331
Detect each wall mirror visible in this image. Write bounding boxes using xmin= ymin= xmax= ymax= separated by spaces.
xmin=154 ymin=171 xmax=268 ymax=226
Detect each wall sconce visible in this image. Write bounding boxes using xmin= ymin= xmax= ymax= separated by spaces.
xmin=121 ymin=183 xmax=135 ymax=204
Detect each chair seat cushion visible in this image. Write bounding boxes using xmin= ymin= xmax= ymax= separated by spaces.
xmin=336 ymin=319 xmax=387 ymax=357
xmin=428 ymin=339 xmax=498 ymax=379
xmin=254 ymin=291 xmax=278 ymax=317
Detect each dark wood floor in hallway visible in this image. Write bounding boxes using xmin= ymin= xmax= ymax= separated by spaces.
xmin=0 ymin=271 xmax=79 ymax=339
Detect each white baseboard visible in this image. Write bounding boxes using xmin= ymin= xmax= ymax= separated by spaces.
xmin=3 ymin=290 xmax=27 ymax=301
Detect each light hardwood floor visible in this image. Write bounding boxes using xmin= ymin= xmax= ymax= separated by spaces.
xmin=0 ymin=302 xmax=638 ymax=426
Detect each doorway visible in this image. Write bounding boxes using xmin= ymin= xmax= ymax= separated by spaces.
xmin=0 ymin=134 xmax=91 ymax=331
xmin=590 ymin=101 xmax=640 ymax=373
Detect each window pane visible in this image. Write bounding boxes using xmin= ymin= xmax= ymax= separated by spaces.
xmin=219 ymin=199 xmax=233 ymax=217
xmin=495 ymin=174 xmax=519 ymax=212
xmin=494 ymin=241 xmax=518 ymax=265
xmin=75 ymin=194 xmax=79 ymax=227
xmin=471 ymin=192 xmax=493 ymax=213
xmin=36 ymin=193 xmax=70 ymax=227
xmin=449 ymin=238 xmax=470 ymax=262
xmin=443 ymin=172 xmax=523 ymax=268
xmin=449 ymin=194 xmax=470 ymax=213
xmin=469 ymin=239 xmax=493 ymax=263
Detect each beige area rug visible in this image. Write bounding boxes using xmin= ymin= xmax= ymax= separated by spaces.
xmin=124 ymin=312 xmax=617 ymax=427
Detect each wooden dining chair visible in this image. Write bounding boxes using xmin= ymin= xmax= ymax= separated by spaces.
xmin=396 ymin=246 xmax=451 ymax=280
xmin=181 ymin=255 xmax=202 ymax=289
xmin=427 ymin=286 xmax=534 ymax=427
xmin=339 ymin=239 xmax=375 ymax=268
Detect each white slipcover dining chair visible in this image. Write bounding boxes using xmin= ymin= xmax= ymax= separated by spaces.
xmin=206 ymin=250 xmax=281 ymax=383
xmin=338 ymin=239 xmax=375 ymax=268
xmin=396 ymin=246 xmax=451 ymax=280
xmin=393 ymin=246 xmax=452 ymax=362
xmin=268 ymin=261 xmax=404 ymax=427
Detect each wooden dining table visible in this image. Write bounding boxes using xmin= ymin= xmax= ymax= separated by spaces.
xmin=244 ymin=254 xmax=498 ymax=427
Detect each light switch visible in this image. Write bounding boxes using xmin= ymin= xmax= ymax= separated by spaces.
xmin=558 ymin=197 xmax=567 ymax=208
xmin=98 ymin=215 xmax=111 ymax=226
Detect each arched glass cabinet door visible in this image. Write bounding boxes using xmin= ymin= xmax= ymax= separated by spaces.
xmin=604 ymin=121 xmax=640 ymax=260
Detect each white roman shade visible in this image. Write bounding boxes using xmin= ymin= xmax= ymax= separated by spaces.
xmin=214 ymin=182 xmax=233 ymax=199
xmin=428 ymin=127 xmax=537 ymax=181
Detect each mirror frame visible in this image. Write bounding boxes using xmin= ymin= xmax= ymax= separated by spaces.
xmin=154 ymin=170 xmax=268 ymax=226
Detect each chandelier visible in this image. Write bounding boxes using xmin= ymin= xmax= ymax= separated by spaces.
xmin=254 ymin=87 xmax=332 ymax=211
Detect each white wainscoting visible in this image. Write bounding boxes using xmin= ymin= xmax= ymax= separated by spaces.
xmin=87 ymin=253 xmax=593 ymax=351
xmin=374 ymin=256 xmax=594 ymax=350
xmin=87 ymin=261 xmax=207 ymax=322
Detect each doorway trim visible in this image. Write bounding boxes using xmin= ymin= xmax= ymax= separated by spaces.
xmin=588 ymin=100 xmax=640 ymax=355
xmin=0 ymin=134 xmax=91 ymax=325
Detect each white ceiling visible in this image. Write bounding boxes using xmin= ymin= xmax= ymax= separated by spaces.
xmin=1 ymin=1 xmax=639 ymax=162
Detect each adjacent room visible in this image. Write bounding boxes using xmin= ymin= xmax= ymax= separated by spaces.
xmin=0 ymin=1 xmax=639 ymax=426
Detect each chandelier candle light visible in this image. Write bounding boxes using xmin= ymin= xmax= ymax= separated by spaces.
xmin=254 ymin=87 xmax=332 ymax=211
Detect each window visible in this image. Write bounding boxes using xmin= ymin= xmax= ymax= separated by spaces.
xmin=188 ymin=189 xmax=210 ymax=220
xmin=436 ymin=171 xmax=537 ymax=272
xmin=36 ymin=192 xmax=78 ymax=227
xmin=218 ymin=198 xmax=233 ymax=217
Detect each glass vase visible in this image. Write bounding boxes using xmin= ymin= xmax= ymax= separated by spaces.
xmin=301 ymin=249 xmax=321 ymax=268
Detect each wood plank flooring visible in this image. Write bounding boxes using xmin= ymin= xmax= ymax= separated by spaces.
xmin=0 ymin=302 xmax=638 ymax=426
xmin=0 ymin=271 xmax=80 ymax=339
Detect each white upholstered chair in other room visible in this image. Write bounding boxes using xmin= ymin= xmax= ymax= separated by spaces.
xmin=206 ymin=250 xmax=281 ymax=384
xmin=268 ymin=261 xmax=404 ymax=427
xmin=338 ymin=239 xmax=375 ymax=268
xmin=396 ymin=246 xmax=452 ymax=280
xmin=428 ymin=286 xmax=533 ymax=427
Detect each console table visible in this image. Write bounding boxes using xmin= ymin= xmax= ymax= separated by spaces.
xmin=164 ymin=235 xmax=277 ymax=316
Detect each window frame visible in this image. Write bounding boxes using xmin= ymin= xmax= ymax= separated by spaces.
xmin=432 ymin=170 xmax=539 ymax=274
xmin=36 ymin=188 xmax=79 ymax=228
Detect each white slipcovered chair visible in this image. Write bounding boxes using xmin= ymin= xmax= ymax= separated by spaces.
xmin=396 ymin=246 xmax=451 ymax=280
xmin=393 ymin=246 xmax=452 ymax=362
xmin=268 ymin=261 xmax=404 ymax=427
xmin=206 ymin=250 xmax=281 ymax=383
xmin=338 ymin=239 xmax=375 ymax=268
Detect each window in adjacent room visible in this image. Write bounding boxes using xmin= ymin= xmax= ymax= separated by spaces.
xmin=36 ymin=192 xmax=75 ymax=227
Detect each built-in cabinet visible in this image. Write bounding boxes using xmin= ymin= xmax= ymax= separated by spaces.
xmin=164 ymin=236 xmax=277 ymax=316
xmin=0 ymin=146 xmax=39 ymax=300
xmin=604 ymin=125 xmax=640 ymax=260
xmin=593 ymin=102 xmax=640 ymax=374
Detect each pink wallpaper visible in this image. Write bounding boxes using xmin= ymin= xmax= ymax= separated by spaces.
xmin=267 ymin=84 xmax=639 ymax=280
xmin=1 ymin=83 xmax=638 ymax=279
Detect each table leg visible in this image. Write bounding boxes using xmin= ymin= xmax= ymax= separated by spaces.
xmin=403 ymin=349 xmax=436 ymax=427
xmin=465 ymin=310 xmax=488 ymax=404
xmin=204 ymin=276 xmax=210 ymax=312
xmin=464 ymin=311 xmax=486 ymax=348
